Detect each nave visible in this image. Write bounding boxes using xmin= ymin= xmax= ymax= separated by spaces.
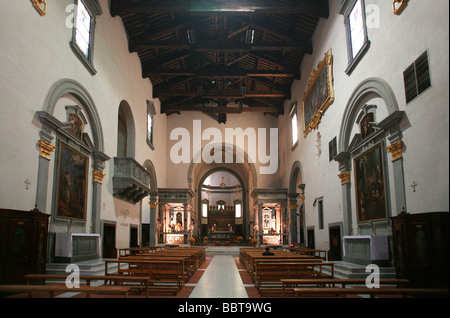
xmin=1 ymin=246 xmax=448 ymax=299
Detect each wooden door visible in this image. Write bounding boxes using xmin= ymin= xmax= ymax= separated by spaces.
xmin=307 ymin=228 xmax=315 ymax=249
xmin=130 ymin=226 xmax=138 ymax=248
xmin=8 ymin=219 xmax=33 ymax=283
xmin=328 ymin=226 xmax=342 ymax=261
xmin=102 ymin=224 xmax=116 ymax=258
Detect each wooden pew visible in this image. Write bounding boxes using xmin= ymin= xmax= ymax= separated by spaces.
xmin=105 ymin=259 xmax=184 ymax=295
xmin=24 ymin=274 xmax=151 ymax=298
xmin=294 ymin=287 xmax=449 ymax=298
xmin=254 ymin=262 xmax=335 ymax=296
xmin=280 ymin=278 xmax=409 ymax=297
xmin=0 ymin=284 xmax=130 ymax=298
xmin=118 ymin=246 xmax=162 ymax=257
xmin=288 ymin=247 xmax=328 ymax=260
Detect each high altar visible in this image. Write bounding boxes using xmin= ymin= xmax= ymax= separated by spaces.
xmin=207 ymin=205 xmax=235 ymax=241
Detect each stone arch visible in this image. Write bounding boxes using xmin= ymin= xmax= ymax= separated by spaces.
xmin=186 ymin=142 xmax=258 ymax=191
xmin=338 ymin=77 xmax=399 ymax=153
xmin=43 ymin=78 xmax=105 ymax=152
xmin=335 ymin=77 xmax=406 ymax=236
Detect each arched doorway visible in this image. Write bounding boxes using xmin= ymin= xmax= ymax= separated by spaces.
xmin=288 ymin=161 xmax=305 ymax=246
xmin=198 ymin=169 xmax=246 ymax=243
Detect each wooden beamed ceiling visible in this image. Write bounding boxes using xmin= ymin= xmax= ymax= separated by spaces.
xmin=110 ymin=0 xmax=328 ymax=122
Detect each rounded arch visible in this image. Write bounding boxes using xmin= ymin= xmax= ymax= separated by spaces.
xmin=43 ymin=78 xmax=104 ymax=152
xmin=338 ymin=77 xmax=399 ymax=153
xmin=197 ymin=166 xmax=248 ymax=239
xmin=117 ymin=100 xmax=136 ymax=158
xmin=288 ymin=160 xmax=304 ymax=194
xmin=187 ymin=142 xmax=258 ymax=191
xmin=143 ymin=159 xmax=158 ymax=194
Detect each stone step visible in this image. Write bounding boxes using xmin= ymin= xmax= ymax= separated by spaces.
xmin=322 ymin=261 xmax=396 ymax=279
xmin=45 ymin=258 xmax=125 ymax=276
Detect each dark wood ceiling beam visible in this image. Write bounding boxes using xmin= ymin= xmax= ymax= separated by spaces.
xmin=145 ymin=68 xmax=296 ymax=78
xmin=162 ymin=105 xmax=282 ymax=114
xmin=114 ymin=0 xmax=328 ymax=17
xmin=135 ymin=40 xmax=308 ymax=53
xmin=155 ymin=89 xmax=287 ymax=98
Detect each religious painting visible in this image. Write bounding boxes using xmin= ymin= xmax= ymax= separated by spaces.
xmin=56 ymin=143 xmax=89 ymax=221
xmin=360 ymin=112 xmax=375 ymax=140
xmin=354 ymin=144 xmax=388 ymax=223
xmin=68 ymin=113 xmax=84 ymax=140
xmin=302 ymin=48 xmax=335 ymax=137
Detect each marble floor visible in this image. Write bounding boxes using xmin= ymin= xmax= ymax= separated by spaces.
xmin=189 ymin=255 xmax=248 ymax=298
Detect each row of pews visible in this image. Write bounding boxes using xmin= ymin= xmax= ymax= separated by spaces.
xmin=240 ymin=247 xmax=449 ymax=298
xmin=0 ymin=246 xmax=206 ymax=298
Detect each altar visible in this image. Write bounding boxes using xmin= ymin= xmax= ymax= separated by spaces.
xmin=343 ymin=235 xmax=390 ymax=266
xmin=262 ymin=234 xmax=281 ymax=245
xmin=208 ymin=231 xmax=234 ymax=242
xmin=54 ymin=233 xmax=100 ymax=263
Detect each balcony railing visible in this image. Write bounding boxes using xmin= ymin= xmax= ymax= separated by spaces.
xmin=113 ymin=157 xmax=151 ymax=204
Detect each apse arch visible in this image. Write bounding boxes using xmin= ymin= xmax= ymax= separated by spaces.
xmin=197 ymin=166 xmax=248 ymax=240
xmin=187 ymin=142 xmax=258 ymax=191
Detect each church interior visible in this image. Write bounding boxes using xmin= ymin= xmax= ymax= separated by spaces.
xmin=0 ymin=0 xmax=448 ymax=302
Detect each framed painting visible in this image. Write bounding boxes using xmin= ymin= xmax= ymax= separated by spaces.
xmin=354 ymin=144 xmax=388 ymax=223
xmin=302 ymin=48 xmax=335 ymax=137
xmin=56 ymin=143 xmax=89 ymax=221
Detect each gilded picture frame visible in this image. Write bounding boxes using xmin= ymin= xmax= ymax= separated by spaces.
xmin=354 ymin=143 xmax=388 ymax=223
xmin=56 ymin=143 xmax=89 ymax=221
xmin=302 ymin=49 xmax=335 ymax=137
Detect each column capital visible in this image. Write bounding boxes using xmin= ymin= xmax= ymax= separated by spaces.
xmin=92 ymin=170 xmax=106 ymax=184
xmin=338 ymin=171 xmax=352 ymax=185
xmin=38 ymin=139 xmax=56 ymax=160
xmin=387 ymin=140 xmax=403 ymax=161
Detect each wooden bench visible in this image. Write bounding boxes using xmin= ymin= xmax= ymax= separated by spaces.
xmin=288 ymin=247 xmax=328 ymax=260
xmin=294 ymin=287 xmax=449 ymax=298
xmin=0 ymin=284 xmax=130 ymax=298
xmin=281 ymin=278 xmax=409 ymax=297
xmin=105 ymin=259 xmax=184 ymax=295
xmin=24 ymin=274 xmax=152 ymax=298
xmin=118 ymin=246 xmax=162 ymax=257
xmin=254 ymin=262 xmax=334 ymax=296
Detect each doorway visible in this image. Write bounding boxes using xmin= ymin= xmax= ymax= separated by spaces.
xmin=307 ymin=228 xmax=315 ymax=249
xmin=130 ymin=226 xmax=138 ymax=248
xmin=102 ymin=223 xmax=116 ymax=258
xmin=328 ymin=225 xmax=342 ymax=261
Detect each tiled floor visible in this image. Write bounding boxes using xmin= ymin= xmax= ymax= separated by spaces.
xmin=189 ymin=255 xmax=248 ymax=298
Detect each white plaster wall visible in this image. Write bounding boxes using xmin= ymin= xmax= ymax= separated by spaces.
xmin=0 ymin=0 xmax=167 ymax=247
xmin=165 ymin=111 xmax=280 ymax=189
xmin=278 ymin=0 xmax=449 ymax=249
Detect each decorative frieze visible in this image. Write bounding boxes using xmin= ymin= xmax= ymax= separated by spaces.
xmin=338 ymin=171 xmax=352 ymax=185
xmin=387 ymin=140 xmax=403 ymax=161
xmin=38 ymin=139 xmax=56 ymax=160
